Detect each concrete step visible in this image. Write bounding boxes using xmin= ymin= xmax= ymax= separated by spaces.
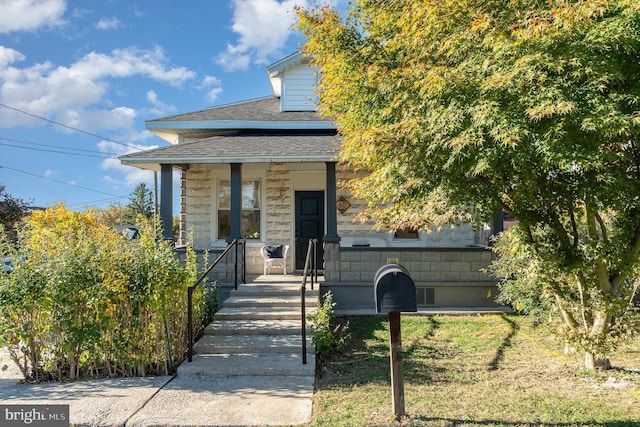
xmin=214 ymin=306 xmax=315 ymax=321
xmin=223 ymin=295 xmax=318 ymax=308
xmin=203 ymin=319 xmax=302 ymax=336
xmin=231 ymin=285 xmax=319 ymax=298
xmin=194 ymin=334 xmax=314 ymax=355
xmin=177 ymin=353 xmax=315 ymax=377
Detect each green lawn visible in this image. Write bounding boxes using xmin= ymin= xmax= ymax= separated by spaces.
xmin=308 ymin=314 xmax=640 ymax=427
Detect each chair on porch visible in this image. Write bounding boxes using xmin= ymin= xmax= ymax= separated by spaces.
xmin=260 ymin=244 xmax=289 ymax=275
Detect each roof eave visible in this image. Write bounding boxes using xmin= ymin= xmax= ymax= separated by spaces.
xmin=265 ymin=51 xmax=305 ymax=77
xmin=145 ymin=120 xmax=336 ymax=132
xmin=120 ymin=155 xmax=338 ymax=166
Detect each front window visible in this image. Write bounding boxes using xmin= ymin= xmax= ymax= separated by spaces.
xmin=217 ymin=179 xmax=261 ymax=239
xmin=394 ymin=227 xmax=420 ymax=239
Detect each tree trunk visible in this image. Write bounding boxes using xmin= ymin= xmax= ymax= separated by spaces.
xmin=69 ymin=358 xmax=77 ymax=379
xmin=585 ymin=351 xmax=611 ymax=370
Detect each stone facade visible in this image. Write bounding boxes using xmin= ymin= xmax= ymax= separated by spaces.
xmin=322 ymin=247 xmax=498 ymax=310
xmin=176 ymin=162 xmax=501 ymax=309
xmin=180 ymin=162 xmax=487 ymax=274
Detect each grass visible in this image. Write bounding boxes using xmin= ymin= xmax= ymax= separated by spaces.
xmin=308 ymin=314 xmax=640 ymax=427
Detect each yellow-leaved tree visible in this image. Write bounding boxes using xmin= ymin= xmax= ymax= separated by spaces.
xmin=0 ymin=204 xmax=210 ymax=380
xmin=297 ymin=0 xmax=640 ymax=370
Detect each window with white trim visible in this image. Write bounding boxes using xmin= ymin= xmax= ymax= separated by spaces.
xmin=217 ymin=179 xmax=261 ymax=240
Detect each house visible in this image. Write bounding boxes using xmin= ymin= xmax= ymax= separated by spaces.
xmin=119 ymin=52 xmax=503 ymax=311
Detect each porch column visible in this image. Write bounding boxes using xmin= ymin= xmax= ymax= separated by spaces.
xmin=324 ymin=161 xmax=341 ymax=243
xmin=226 ymin=163 xmax=243 ymax=243
xmin=160 ymin=164 xmax=173 ymax=241
xmin=490 ymin=208 xmax=505 ymax=245
xmin=324 ymin=161 xmax=341 ymax=281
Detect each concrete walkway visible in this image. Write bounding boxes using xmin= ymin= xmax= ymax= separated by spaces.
xmin=0 ymin=275 xmax=319 ymax=427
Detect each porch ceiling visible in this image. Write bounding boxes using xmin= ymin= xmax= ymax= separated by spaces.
xmin=119 ymin=132 xmax=342 ymax=169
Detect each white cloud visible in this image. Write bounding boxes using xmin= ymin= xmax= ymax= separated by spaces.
xmin=43 ymin=168 xmax=59 ymax=178
xmin=98 ymin=138 xmax=158 ymax=157
xmin=72 ymin=7 xmax=91 ymax=19
xmin=59 ymin=106 xmax=137 ymax=132
xmin=99 ymin=140 xmax=158 ymax=187
xmin=0 ymin=46 xmax=196 ymax=129
xmin=0 ymin=46 xmax=25 ymax=68
xmin=216 ymin=0 xmax=308 ymax=72
xmin=200 ymin=75 xmax=223 ymax=103
xmin=95 ymin=17 xmax=122 ymax=30
xmin=0 ymin=0 xmax=67 ymax=34
xmin=102 ymin=167 xmax=154 ymax=188
xmin=146 ymin=90 xmax=176 ymax=116
xmin=205 ymin=87 xmax=224 ymax=104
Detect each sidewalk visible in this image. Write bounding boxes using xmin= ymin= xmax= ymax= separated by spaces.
xmin=0 ymin=348 xmax=313 ymax=427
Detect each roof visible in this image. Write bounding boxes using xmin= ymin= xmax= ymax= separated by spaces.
xmin=119 ymin=132 xmax=342 ymax=169
xmin=145 ymin=97 xmax=333 ymax=139
xmin=265 ymin=51 xmax=306 ymax=78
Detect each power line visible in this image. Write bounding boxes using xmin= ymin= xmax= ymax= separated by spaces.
xmin=0 ymin=140 xmax=114 ymax=159
xmin=0 ymin=103 xmax=143 ymax=151
xmin=67 ymin=197 xmax=125 ymax=208
xmin=0 ymin=164 xmax=127 ymax=199
xmin=0 ymin=137 xmax=119 ymax=156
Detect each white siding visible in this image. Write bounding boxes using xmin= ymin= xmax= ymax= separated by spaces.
xmin=281 ymin=65 xmax=318 ymax=112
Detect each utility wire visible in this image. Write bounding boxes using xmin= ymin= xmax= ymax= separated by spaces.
xmin=0 ymin=103 xmax=143 ymax=151
xmin=0 ymin=164 xmax=126 ymax=199
xmin=1 ymin=141 xmax=114 ymax=159
xmin=67 ymin=197 xmax=125 ymax=208
xmin=0 ymin=137 xmax=119 ymax=156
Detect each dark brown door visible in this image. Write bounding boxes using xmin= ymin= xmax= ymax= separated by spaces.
xmin=295 ymin=191 xmax=324 ymax=270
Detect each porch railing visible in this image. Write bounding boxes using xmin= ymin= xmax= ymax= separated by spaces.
xmin=187 ymin=239 xmax=246 ymax=362
xmin=300 ymin=238 xmax=319 ymax=364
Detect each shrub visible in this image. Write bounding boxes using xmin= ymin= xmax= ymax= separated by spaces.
xmin=307 ymin=291 xmax=349 ymax=365
xmin=0 ymin=204 xmax=210 ymax=381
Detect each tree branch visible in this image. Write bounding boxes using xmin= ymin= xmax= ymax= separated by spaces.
xmin=611 ymin=224 xmax=640 ymax=293
xmin=594 ymin=211 xmax=608 ymax=243
xmin=569 ymin=208 xmax=579 ymax=248
xmin=547 ymin=282 xmax=580 ymax=330
xmin=586 ymin=201 xmax=612 ymax=294
xmin=576 ymin=271 xmax=594 ymax=327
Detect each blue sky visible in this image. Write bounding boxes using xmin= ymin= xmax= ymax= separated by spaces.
xmin=0 ymin=0 xmax=329 ymax=211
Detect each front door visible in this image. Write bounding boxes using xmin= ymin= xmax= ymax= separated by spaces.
xmin=295 ymin=191 xmax=325 ymax=270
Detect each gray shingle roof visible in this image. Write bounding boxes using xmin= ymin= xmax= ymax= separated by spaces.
xmin=146 ymin=97 xmax=328 ymax=124
xmin=120 ymin=132 xmax=342 ymax=166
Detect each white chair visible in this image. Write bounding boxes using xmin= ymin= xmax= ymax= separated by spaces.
xmin=260 ymin=244 xmax=289 ymax=275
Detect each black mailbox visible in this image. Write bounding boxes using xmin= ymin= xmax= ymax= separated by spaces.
xmin=374 ymin=264 xmax=417 ymax=313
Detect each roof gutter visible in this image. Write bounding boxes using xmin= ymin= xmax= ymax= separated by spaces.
xmin=119 ymin=155 xmax=338 ymax=165
xmin=145 ymin=120 xmax=336 ymax=131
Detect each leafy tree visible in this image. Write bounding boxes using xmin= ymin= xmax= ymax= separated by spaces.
xmin=123 ymin=183 xmax=154 ymax=224
xmin=0 ymin=204 xmax=209 ymax=380
xmin=297 ymin=0 xmax=640 ymax=369
xmin=0 ymin=185 xmax=30 ymax=239
xmin=94 ymin=202 xmax=128 ymax=226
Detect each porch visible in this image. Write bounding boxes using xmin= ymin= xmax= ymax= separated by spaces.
xmin=187 ymin=244 xmax=505 ymax=312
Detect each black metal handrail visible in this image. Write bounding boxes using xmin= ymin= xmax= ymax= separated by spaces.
xmin=187 ymin=239 xmax=246 ymax=362
xmin=300 ymin=238 xmax=319 ymax=364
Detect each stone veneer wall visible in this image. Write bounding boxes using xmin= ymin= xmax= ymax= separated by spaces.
xmin=184 ymin=164 xmax=213 ymax=249
xmin=335 ymin=247 xmax=493 ymax=283
xmin=181 ymin=164 xmax=489 ymax=285
xmin=335 ymin=167 xmax=477 ymax=247
xmin=322 ymin=245 xmax=501 ymax=309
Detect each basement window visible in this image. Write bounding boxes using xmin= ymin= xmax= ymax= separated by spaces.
xmin=416 ymin=288 xmax=435 ymax=306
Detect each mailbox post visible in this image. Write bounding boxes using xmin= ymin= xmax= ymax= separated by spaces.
xmin=374 ymin=264 xmax=417 ymax=421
